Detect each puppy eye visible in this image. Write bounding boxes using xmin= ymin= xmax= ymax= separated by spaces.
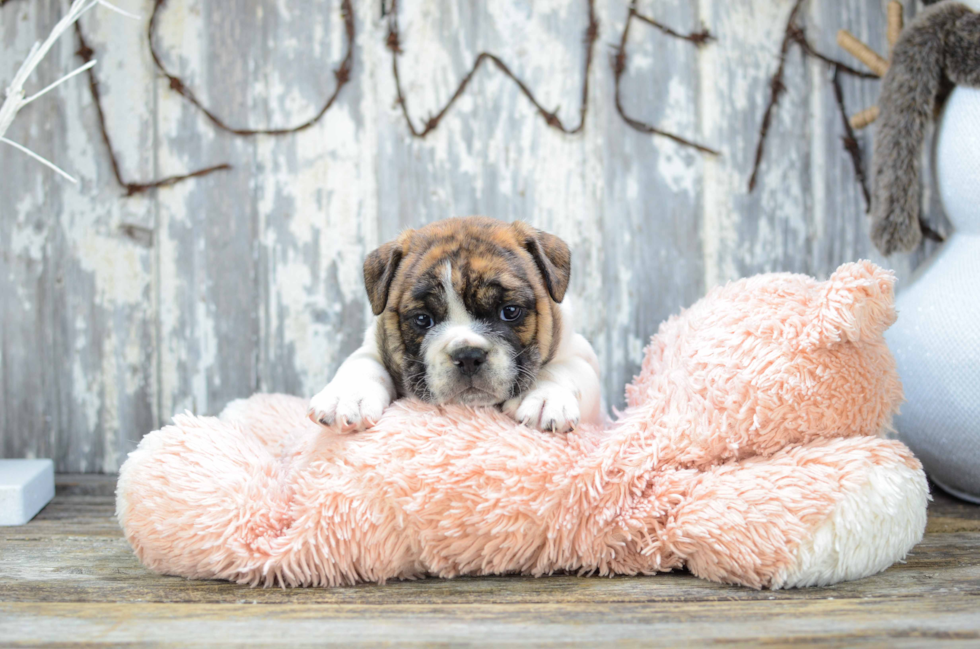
xmin=413 ymin=313 xmax=434 ymax=329
xmin=500 ymin=305 xmax=523 ymax=322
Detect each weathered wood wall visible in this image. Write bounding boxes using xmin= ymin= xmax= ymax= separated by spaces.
xmin=1 ymin=0 xmax=939 ymax=472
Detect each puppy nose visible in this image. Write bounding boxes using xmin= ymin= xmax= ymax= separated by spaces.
xmin=451 ymin=347 xmax=488 ymax=377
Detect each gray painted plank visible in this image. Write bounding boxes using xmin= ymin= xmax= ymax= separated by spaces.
xmin=154 ymin=0 xmax=263 ymax=420
xmin=1 ymin=1 xmax=157 ymax=472
xmin=699 ymin=0 xmax=813 ymax=284
xmin=806 ymin=0 xmax=928 ymax=284
xmin=3 ymin=0 xmax=913 ymax=471
xmin=253 ymin=0 xmax=374 ymax=396
xmin=593 ymin=0 xmax=705 ymax=408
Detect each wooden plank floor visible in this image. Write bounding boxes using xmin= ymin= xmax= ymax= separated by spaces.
xmin=1 ymin=475 xmax=978 ymax=647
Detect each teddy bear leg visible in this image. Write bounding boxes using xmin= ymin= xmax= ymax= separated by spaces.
xmin=662 ymin=436 xmax=928 ymax=589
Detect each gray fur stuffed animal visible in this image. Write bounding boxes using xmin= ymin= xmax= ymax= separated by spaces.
xmin=875 ymin=0 xmax=980 ymax=503
xmin=872 ymin=0 xmax=980 ymax=255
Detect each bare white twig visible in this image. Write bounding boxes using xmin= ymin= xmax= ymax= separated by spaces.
xmin=0 ymin=0 xmax=137 ymax=183
xmin=22 ymin=59 xmax=97 ymax=106
xmin=0 ymin=136 xmax=78 ymax=182
xmin=96 ymin=0 xmax=141 ymax=20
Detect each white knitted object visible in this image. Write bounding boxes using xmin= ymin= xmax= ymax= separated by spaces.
xmin=886 ymin=85 xmax=980 ymax=503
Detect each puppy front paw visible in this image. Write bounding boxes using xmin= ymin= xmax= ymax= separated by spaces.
xmin=308 ymin=380 xmax=392 ymax=432
xmin=503 ymin=384 xmax=580 ymax=433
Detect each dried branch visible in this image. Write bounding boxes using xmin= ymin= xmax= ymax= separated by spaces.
xmin=747 ymin=0 xmax=807 ymax=192
xmin=831 ymin=68 xmax=870 ymax=210
xmin=748 ymin=1 xmax=881 ymax=193
xmin=147 ymin=0 xmax=355 ymax=136
xmin=0 ymin=0 xmax=118 ymax=182
xmin=74 ymin=23 xmax=230 ymax=196
xmin=612 ymin=2 xmax=718 ymax=155
xmin=386 ymin=0 xmax=598 ymax=137
xmin=791 ymin=29 xmax=878 ymax=79
xmin=918 ymin=218 xmax=945 ymax=243
xmin=631 ymin=7 xmax=713 ymax=45
xmin=833 ymin=64 xmax=939 ymax=245
xmin=4 ymin=0 xmax=893 ymax=209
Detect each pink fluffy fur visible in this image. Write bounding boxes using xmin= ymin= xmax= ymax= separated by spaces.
xmin=117 ymin=261 xmax=928 ymax=589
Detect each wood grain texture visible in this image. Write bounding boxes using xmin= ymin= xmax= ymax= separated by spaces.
xmin=1 ymin=0 xmax=940 ymax=471
xmin=2 ymin=598 xmax=979 ymax=647
xmin=0 ymin=475 xmax=978 ymax=646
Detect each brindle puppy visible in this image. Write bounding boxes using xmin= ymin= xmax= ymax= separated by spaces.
xmin=309 ymin=217 xmax=602 ymax=432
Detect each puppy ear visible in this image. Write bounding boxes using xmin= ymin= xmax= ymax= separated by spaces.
xmin=511 ymin=221 xmax=571 ymax=303
xmin=363 ymin=238 xmax=406 ymax=316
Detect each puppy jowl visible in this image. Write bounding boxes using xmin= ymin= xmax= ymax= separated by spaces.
xmin=309 ymin=217 xmax=602 ymax=433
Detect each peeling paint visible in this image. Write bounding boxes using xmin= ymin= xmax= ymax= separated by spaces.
xmin=0 ymin=0 xmax=926 ymax=472
xmin=71 ymin=314 xmax=100 ymax=451
xmin=75 ymin=234 xmax=150 ymax=305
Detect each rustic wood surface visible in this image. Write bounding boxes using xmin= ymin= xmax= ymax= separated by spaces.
xmin=0 ymin=475 xmax=978 ymax=646
xmin=0 ymin=0 xmax=945 ymax=472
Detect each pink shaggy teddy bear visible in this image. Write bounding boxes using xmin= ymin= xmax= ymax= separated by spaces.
xmin=117 ymin=261 xmax=928 ymax=589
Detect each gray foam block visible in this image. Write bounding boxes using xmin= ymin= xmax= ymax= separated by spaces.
xmin=0 ymin=459 xmax=55 ymax=526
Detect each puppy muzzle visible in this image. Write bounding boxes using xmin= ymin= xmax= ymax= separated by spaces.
xmin=424 ymin=326 xmax=516 ymax=405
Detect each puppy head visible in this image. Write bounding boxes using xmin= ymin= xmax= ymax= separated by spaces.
xmin=364 ymin=217 xmax=570 ymax=406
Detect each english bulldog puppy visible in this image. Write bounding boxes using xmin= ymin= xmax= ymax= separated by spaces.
xmin=308 ymin=216 xmax=602 ymax=433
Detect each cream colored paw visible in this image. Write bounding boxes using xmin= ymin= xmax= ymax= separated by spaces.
xmin=504 ymin=384 xmax=580 ymax=433
xmin=308 ymin=380 xmax=391 ymax=432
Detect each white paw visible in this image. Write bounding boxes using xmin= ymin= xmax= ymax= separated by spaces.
xmin=503 ymin=384 xmax=581 ymax=433
xmin=308 ymin=379 xmax=392 ymax=432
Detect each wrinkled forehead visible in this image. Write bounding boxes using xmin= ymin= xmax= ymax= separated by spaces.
xmin=398 ymin=235 xmax=539 ymax=314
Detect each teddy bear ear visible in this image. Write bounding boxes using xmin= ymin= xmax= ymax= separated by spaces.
xmin=806 ymin=261 xmax=897 ymax=348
